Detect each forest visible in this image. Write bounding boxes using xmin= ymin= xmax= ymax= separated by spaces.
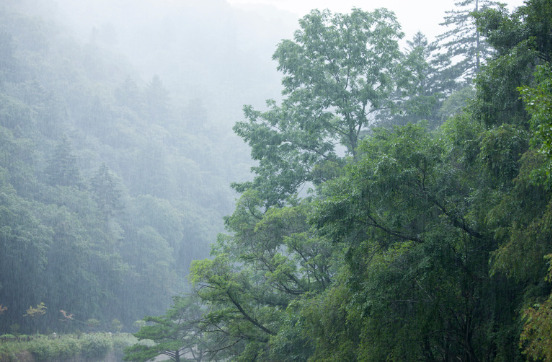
xmin=1 ymin=0 xmax=552 ymax=361
xmin=0 ymin=0 xmax=267 ymax=338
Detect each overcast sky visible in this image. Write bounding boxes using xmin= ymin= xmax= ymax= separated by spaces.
xmin=226 ymin=0 xmax=526 ymax=41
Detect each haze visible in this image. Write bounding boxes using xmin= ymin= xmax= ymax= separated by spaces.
xmin=227 ymin=0 xmax=526 ymax=40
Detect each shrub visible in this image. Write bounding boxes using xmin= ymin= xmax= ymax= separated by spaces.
xmin=80 ymin=333 xmax=113 ymax=359
xmin=28 ymin=337 xmax=60 ymax=361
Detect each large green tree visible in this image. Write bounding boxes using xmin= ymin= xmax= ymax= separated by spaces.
xmin=472 ymin=0 xmax=552 ymax=128
xmin=376 ymin=32 xmax=453 ymax=128
xmin=233 ymin=8 xmax=403 ymax=206
xmin=310 ymin=119 xmax=525 ymax=360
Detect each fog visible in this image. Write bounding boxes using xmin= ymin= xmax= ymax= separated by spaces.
xmin=4 ymin=0 xmax=524 ymax=124
xmin=53 ymin=0 xmax=296 ymax=118
xmin=227 ymin=0 xmax=526 ymax=40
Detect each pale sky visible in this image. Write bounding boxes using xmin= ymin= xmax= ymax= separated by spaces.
xmin=226 ymin=0 xmax=526 ymax=41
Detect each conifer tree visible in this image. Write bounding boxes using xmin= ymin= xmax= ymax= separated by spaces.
xmin=44 ymin=136 xmax=82 ymax=187
xmin=90 ymin=163 xmax=123 ymax=220
xmin=436 ymin=0 xmax=500 ymax=84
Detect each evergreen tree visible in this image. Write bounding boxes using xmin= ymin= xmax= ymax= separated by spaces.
xmin=90 ymin=163 xmax=123 ymax=220
xmin=377 ymin=32 xmax=449 ymax=127
xmin=436 ymin=0 xmax=500 ymax=84
xmin=44 ymin=136 xmax=82 ymax=187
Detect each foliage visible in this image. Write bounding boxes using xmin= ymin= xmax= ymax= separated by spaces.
xmin=520 ymin=255 xmax=552 ymax=361
xmin=377 ymin=32 xmax=458 ymax=128
xmin=311 ymin=121 xmax=514 ymax=360
xmin=0 ymin=0 xmax=240 ymax=335
xmin=473 ymin=0 xmax=552 ymax=128
xmin=190 ymin=190 xmax=339 ymax=360
xmin=23 ymin=303 xmax=46 ymax=319
xmin=186 ymin=1 xmax=552 ymax=360
xmin=519 ymin=64 xmax=552 ymax=169
xmin=79 ymin=333 xmax=113 ymax=359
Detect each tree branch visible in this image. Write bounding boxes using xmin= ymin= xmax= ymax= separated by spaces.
xmin=365 ymin=213 xmax=424 ymax=244
xmin=427 ymin=195 xmax=483 ymax=239
xmin=226 ymin=291 xmax=276 ymax=336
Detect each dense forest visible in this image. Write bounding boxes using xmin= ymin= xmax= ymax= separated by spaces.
xmin=2 ymin=0 xmax=552 ymax=361
xmin=0 ymin=0 xmax=293 ymax=336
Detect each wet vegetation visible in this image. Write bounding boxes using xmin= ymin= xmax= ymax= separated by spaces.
xmin=1 ymin=0 xmax=552 ymax=361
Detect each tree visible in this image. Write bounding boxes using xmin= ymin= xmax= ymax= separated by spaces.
xmin=519 ymin=64 xmax=552 ymax=167
xmin=44 ymin=136 xmax=82 ymax=187
xmin=24 ymin=302 xmax=47 ymax=318
xmin=233 ymin=8 xmax=403 ymax=206
xmin=0 ymin=170 xmax=51 ymax=334
xmin=472 ymin=0 xmax=552 ymax=128
xmin=436 ymin=0 xmax=500 ymax=84
xmin=520 ymin=255 xmax=552 ymax=360
xmin=90 ymin=163 xmax=124 ymax=221
xmin=186 ymin=2 xmax=552 ymax=360
xmin=377 ymin=32 xmax=450 ymax=128
xmin=124 ymin=295 xmax=205 ymax=362
xmin=24 ymin=302 xmax=47 ymax=334
xmin=190 ymin=191 xmax=337 ymax=360
xmin=310 ymin=120 xmax=523 ymax=360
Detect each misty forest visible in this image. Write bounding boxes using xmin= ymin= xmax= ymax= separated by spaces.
xmin=0 ymin=0 xmax=551 ymax=361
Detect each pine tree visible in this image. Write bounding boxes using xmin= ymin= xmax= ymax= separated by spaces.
xmin=436 ymin=0 xmax=501 ymax=84
xmin=44 ymin=136 xmax=82 ymax=187
xmin=90 ymin=163 xmax=123 ymax=220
